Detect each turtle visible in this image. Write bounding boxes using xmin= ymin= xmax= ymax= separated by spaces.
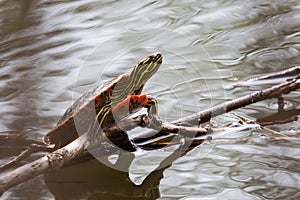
xmin=43 ymin=53 xmax=162 ymax=151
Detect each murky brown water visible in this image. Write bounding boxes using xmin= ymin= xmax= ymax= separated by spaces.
xmin=0 ymin=0 xmax=300 ymax=199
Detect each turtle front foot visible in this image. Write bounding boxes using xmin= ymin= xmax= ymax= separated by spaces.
xmin=145 ymin=95 xmax=162 ymax=130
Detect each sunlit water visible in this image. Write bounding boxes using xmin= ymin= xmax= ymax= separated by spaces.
xmin=0 ymin=0 xmax=300 ymax=199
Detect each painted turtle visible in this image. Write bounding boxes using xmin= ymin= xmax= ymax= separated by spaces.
xmin=43 ymin=53 xmax=162 ymax=151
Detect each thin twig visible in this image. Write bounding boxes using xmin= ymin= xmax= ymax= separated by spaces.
xmin=197 ymin=134 xmax=300 ymax=145
xmin=0 ymin=149 xmax=31 ymax=171
xmin=232 ymin=112 xmax=290 ymax=138
xmin=243 ymin=66 xmax=300 ymax=82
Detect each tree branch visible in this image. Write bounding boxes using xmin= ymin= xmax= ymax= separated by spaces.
xmin=133 ymin=79 xmax=300 ymax=143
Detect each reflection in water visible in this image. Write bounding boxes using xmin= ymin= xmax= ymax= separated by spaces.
xmin=45 ymin=155 xmax=159 ymax=200
xmin=0 ymin=0 xmax=299 ymax=199
xmin=45 ymin=144 xmax=193 ymax=200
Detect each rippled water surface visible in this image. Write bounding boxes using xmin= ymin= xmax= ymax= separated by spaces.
xmin=1 ymin=0 xmax=300 ymax=199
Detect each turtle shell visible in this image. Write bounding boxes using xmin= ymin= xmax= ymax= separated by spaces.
xmin=43 ymin=74 xmax=127 ymax=148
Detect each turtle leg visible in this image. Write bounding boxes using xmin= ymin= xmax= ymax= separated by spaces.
xmin=145 ymin=96 xmax=162 ymax=127
xmin=112 ymin=94 xmax=162 ymax=127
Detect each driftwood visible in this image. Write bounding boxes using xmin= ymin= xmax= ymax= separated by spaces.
xmin=0 ymin=67 xmax=299 ymax=194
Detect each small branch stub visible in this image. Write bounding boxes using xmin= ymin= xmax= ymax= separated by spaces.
xmin=47 ymin=148 xmax=68 ymax=171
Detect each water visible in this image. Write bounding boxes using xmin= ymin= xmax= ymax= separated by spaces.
xmin=0 ymin=0 xmax=300 ymax=199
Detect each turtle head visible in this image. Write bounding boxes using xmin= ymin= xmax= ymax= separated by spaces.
xmin=130 ymin=53 xmax=162 ymax=94
xmin=111 ymin=53 xmax=162 ymax=105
